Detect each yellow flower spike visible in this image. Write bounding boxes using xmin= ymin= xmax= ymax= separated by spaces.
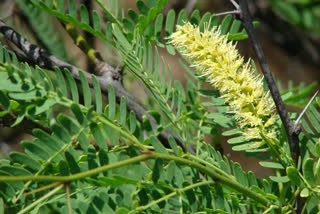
xmin=169 ymin=22 xmax=278 ymax=145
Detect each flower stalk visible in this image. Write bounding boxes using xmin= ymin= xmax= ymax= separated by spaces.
xmin=169 ymin=22 xmax=277 ymax=148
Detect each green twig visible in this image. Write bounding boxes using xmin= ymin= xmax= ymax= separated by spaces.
xmin=65 ymin=183 xmax=72 ymax=214
xmin=0 ymin=154 xmax=151 ymax=182
xmin=0 ymin=152 xmax=271 ymax=206
xmin=23 ymin=182 xmax=62 ymax=196
xmin=17 ymin=184 xmax=64 ymax=214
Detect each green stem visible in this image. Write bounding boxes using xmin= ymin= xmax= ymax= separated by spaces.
xmin=98 ymin=115 xmax=149 ymax=152
xmin=1 ymin=152 xmax=271 ymax=207
xmin=185 ymin=153 xmax=233 ymax=179
xmin=0 ymin=154 xmax=151 ymax=182
xmin=17 ymin=184 xmax=64 ymax=214
xmin=136 ymin=180 xmax=215 ymax=211
xmin=65 ymin=183 xmax=72 ymax=214
xmin=23 ymin=182 xmax=62 ymax=196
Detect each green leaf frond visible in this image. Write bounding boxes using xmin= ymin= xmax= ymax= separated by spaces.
xmin=30 ymin=0 xmax=117 ymax=44
xmin=0 ymin=43 xmax=278 ymax=213
xmin=30 ymin=0 xmax=253 ymax=53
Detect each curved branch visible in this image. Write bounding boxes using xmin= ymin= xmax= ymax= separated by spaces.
xmin=237 ymin=0 xmax=300 ymax=166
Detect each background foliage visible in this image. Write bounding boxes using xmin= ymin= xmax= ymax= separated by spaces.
xmin=0 ymin=0 xmax=320 ymax=213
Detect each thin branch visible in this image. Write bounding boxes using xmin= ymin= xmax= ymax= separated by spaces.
xmin=185 ymin=0 xmax=197 ymax=15
xmin=236 ymin=1 xmax=304 ymax=212
xmin=294 ymin=90 xmax=319 ymax=127
xmin=213 ymin=10 xmax=240 ymax=17
xmin=65 ymin=183 xmax=72 ymax=214
xmin=0 ymin=20 xmax=190 ymax=153
xmin=237 ymin=0 xmax=300 ymax=166
xmin=230 ymin=0 xmax=240 ymax=10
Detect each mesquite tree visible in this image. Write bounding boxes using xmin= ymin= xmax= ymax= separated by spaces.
xmin=0 ymin=0 xmax=319 ymax=213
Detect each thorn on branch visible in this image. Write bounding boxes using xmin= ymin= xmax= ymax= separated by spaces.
xmin=294 ymin=90 xmax=319 ymax=127
xmin=213 ymin=10 xmax=240 ymax=17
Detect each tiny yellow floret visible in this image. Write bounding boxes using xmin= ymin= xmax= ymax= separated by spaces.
xmin=169 ymin=22 xmax=277 ymax=148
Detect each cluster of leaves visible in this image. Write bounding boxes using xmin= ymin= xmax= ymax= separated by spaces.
xmin=0 ymin=0 xmax=320 ymax=213
xmin=269 ymin=0 xmax=320 ymax=33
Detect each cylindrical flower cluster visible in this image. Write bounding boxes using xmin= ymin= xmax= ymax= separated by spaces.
xmin=169 ymin=22 xmax=277 ymax=148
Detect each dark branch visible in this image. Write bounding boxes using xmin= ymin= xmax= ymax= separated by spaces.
xmin=247 ymin=0 xmax=320 ymax=68
xmin=236 ymin=1 xmax=304 ymax=212
xmin=237 ymin=0 xmax=300 ymax=166
xmin=0 ymin=20 xmax=191 ymax=154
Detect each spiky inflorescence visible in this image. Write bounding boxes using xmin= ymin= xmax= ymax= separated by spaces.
xmin=169 ymin=22 xmax=277 ymax=148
